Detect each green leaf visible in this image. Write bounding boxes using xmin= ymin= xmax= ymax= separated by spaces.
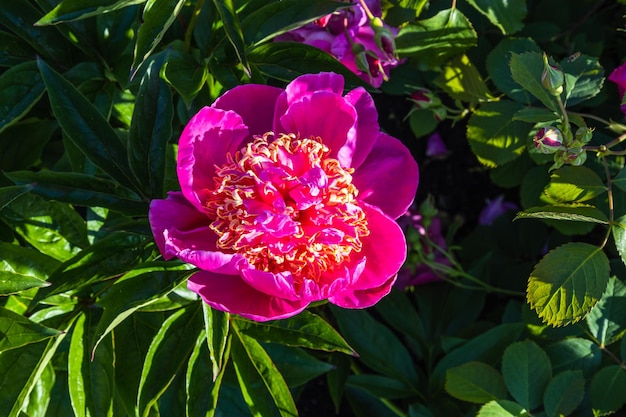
xmin=527 ymin=242 xmax=610 ymax=326
xmin=331 ymin=307 xmax=419 ymax=388
xmin=0 ymin=241 xmax=60 ymax=279
xmin=612 ymin=214 xmax=626 ymax=267
xmin=544 ymin=338 xmax=601 ymax=378
xmin=510 ymin=51 xmax=559 ymax=112
xmin=137 ymin=303 xmax=204 ymax=417
xmin=347 ymin=374 xmax=415 ymax=400
xmin=477 ymin=400 xmax=529 ymax=417
xmin=544 ymin=166 xmax=607 ymax=203
xmin=6 ymin=170 xmax=147 ymax=216
xmin=0 ymin=271 xmax=49 ymax=295
xmin=25 ymin=362 xmax=55 ymax=417
xmin=445 ymin=362 xmax=508 ymax=404
xmin=0 ymin=30 xmax=36 ymax=68
xmin=0 ymin=61 xmax=45 ymax=134
xmin=396 ymin=8 xmax=477 ymax=68
xmin=37 ymin=0 xmax=146 ymax=24
xmin=586 ymin=276 xmax=626 ymax=346
xmin=234 ymin=310 xmax=354 ymax=355
xmin=408 ymin=108 xmax=438 ymax=138
xmin=161 ymin=48 xmax=207 ymax=107
xmin=543 ymin=370 xmax=585 ymax=417
xmin=0 ymin=185 xmax=33 ymax=212
xmin=248 ymin=42 xmax=367 ymax=87
xmin=434 ymin=54 xmax=495 ymax=104
xmin=212 ymin=0 xmax=251 ymax=77
xmin=431 ymin=323 xmax=524 ymax=390
xmin=465 ymin=0 xmax=527 ymax=34
xmin=515 ymin=204 xmax=609 ymax=224
xmin=0 ymin=307 xmax=60 ymax=353
xmin=203 ymin=304 xmax=229 ymax=381
xmin=129 ymin=56 xmax=173 ymax=198
xmin=0 ymin=193 xmax=89 ymax=261
xmin=466 ymin=100 xmax=530 ymax=167
xmin=241 ymin=0 xmax=348 ymax=45
xmin=92 ymin=262 xmax=194 ymax=354
xmin=0 ymin=119 xmax=58 ymax=171
xmin=266 ymin=344 xmax=334 ymax=388
xmin=344 ymin=384 xmax=405 ymax=417
xmin=37 ymin=58 xmax=139 ymax=192
xmin=486 ymin=38 xmax=542 ymax=104
xmin=560 ymin=54 xmax=605 ymax=107
xmin=590 ymin=365 xmax=626 ymax=416
xmin=131 ymin=0 xmax=186 ymax=78
xmin=502 ymin=341 xmax=552 ymax=411
xmin=68 ymin=311 xmax=115 ymax=417
xmin=614 ymin=167 xmax=626 ymax=192
xmin=231 ymin=323 xmax=298 ymax=417
xmin=513 ymin=107 xmax=559 ymax=123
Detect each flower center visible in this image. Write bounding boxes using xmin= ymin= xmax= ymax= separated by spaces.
xmin=206 ymin=132 xmax=369 ymax=284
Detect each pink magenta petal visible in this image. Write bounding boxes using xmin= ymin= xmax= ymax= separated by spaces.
xmin=149 ymin=192 xmax=239 ymax=273
xmin=213 ymin=83 xmax=283 ymax=136
xmin=240 ymin=268 xmax=300 ymax=301
xmin=353 ymin=133 xmax=419 ymax=219
xmin=188 ymin=270 xmax=310 ymax=321
xmin=177 ymin=107 xmax=249 ymax=212
xmin=343 ymin=87 xmax=379 ymax=168
xmin=328 ymin=203 xmax=406 ymax=307
xmin=278 ymin=91 xmax=357 ymax=167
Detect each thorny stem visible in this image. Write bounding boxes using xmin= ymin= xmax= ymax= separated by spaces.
xmin=184 ymin=0 xmax=205 ymax=53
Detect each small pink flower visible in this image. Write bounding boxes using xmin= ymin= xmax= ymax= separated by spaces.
xmin=149 ymin=72 xmax=419 ymax=321
xmin=425 ymin=132 xmax=449 ymax=158
xmin=275 ymin=0 xmax=402 ymax=87
xmin=478 ymin=195 xmax=518 ymax=226
xmin=608 ymin=62 xmax=626 ymax=115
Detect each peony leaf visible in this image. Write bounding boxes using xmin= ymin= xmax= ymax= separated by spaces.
xmin=515 ymin=204 xmax=609 ymax=224
xmin=347 ymin=374 xmax=416 ymax=400
xmin=231 ymin=324 xmax=298 ymax=417
xmin=527 ymin=242 xmax=610 ymax=326
xmin=266 ymin=344 xmax=335 ymax=388
xmin=613 ymin=215 xmax=626 ymax=267
xmin=0 ymin=271 xmax=50 ymax=296
xmin=0 ymin=119 xmax=58 ymax=171
xmin=560 ymin=54 xmax=605 ymax=107
xmin=0 ymin=61 xmax=44 ymax=134
xmin=586 ymin=276 xmax=626 ymax=346
xmin=467 ymin=100 xmax=530 ymax=167
xmin=0 ymin=31 xmax=35 ymax=68
xmin=445 ymin=361 xmax=508 ymax=404
xmin=465 ymin=0 xmax=526 ymax=35
xmin=590 ymin=365 xmax=626 ymax=415
xmin=396 ymin=8 xmax=477 ymax=68
xmin=544 ymin=338 xmax=601 ymax=378
xmin=543 ymin=370 xmax=585 ymax=417
xmin=161 ymin=47 xmax=207 ymax=108
xmin=186 ymin=331 xmax=227 ymax=417
xmin=24 ymin=362 xmax=55 ymax=417
xmin=203 ymin=303 xmax=230 ymax=381
xmin=0 ymin=184 xmax=32 ymax=212
xmin=614 ymin=167 xmax=626 ymax=192
xmin=212 ymin=0 xmax=251 ymax=78
xmin=501 ymin=341 xmax=552 ymax=411
xmin=137 ymin=303 xmax=204 ymax=417
xmin=36 ymin=0 xmax=146 ymax=25
xmin=434 ymin=54 xmax=495 ymax=104
xmin=234 ymin=310 xmax=354 ymax=355
xmin=0 ymin=307 xmax=60 ymax=353
xmin=510 ymin=51 xmax=559 ymax=112
xmin=544 ymin=166 xmax=607 ymax=203
xmin=476 ymin=400 xmax=528 ymax=417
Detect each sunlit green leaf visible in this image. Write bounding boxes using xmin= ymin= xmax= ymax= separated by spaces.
xmin=25 ymin=362 xmax=55 ymax=417
xmin=37 ymin=0 xmax=146 ymax=24
xmin=0 ymin=271 xmax=49 ymax=296
xmin=203 ymin=304 xmax=229 ymax=382
xmin=434 ymin=54 xmax=495 ymax=104
xmin=590 ymin=365 xmax=626 ymax=415
xmin=515 ymin=204 xmax=609 ymax=224
xmin=544 ymin=166 xmax=607 ymax=203
xmin=0 ymin=61 xmax=45 ymax=134
xmin=527 ymin=242 xmax=610 ymax=326
xmin=501 ymin=340 xmax=551 ymax=411
xmin=543 ymin=370 xmax=584 ymax=417
xmin=465 ymin=0 xmax=527 ymax=34
xmin=445 ymin=362 xmax=507 ymax=404
xmin=477 ymin=400 xmax=528 ymax=417
xmin=0 ymin=307 xmax=60 ymax=353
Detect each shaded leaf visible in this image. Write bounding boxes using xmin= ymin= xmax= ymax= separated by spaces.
xmin=212 ymin=0 xmax=250 ymax=77
xmin=545 ymin=338 xmax=601 ymax=378
xmin=0 ymin=61 xmax=45 ymax=134
xmin=501 ymin=341 xmax=552 ymax=411
xmin=0 ymin=119 xmax=58 ymax=171
xmin=0 ymin=185 xmax=33 ymax=212
xmin=510 ymin=51 xmax=559 ymax=112
xmin=445 ymin=361 xmax=508 ymax=404
xmin=347 ymin=374 xmax=416 ymax=400
xmin=543 ymin=370 xmax=584 ymax=417
xmin=560 ymin=54 xmax=605 ymax=107
xmin=614 ymin=167 xmax=626 ymax=192
xmin=612 ymin=214 xmax=626 ymax=267
xmin=0 ymin=307 xmax=60 ymax=353
xmin=466 ymin=0 xmax=526 ymax=34
xmin=586 ymin=276 xmax=626 ymax=346
xmin=37 ymin=0 xmax=146 ymax=24
xmin=590 ymin=365 xmax=626 ymax=415
xmin=527 ymin=242 xmax=610 ymax=326
xmin=266 ymin=344 xmax=334 ymax=388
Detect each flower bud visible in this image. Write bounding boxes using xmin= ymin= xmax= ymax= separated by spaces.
xmin=564 ymin=147 xmax=587 ymax=166
xmin=541 ymin=53 xmax=564 ymax=96
xmin=370 ymin=17 xmax=397 ymax=59
xmin=574 ymin=127 xmax=593 ymax=144
xmin=533 ymin=126 xmax=563 ymax=154
xmin=410 ymin=88 xmax=441 ymax=109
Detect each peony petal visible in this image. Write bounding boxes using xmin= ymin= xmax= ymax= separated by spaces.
xmin=177 ymin=107 xmax=249 ymax=212
xmin=328 ymin=203 xmax=406 ymax=307
xmin=353 ymin=133 xmax=418 ymax=219
xmin=213 ymin=83 xmax=283 ymax=136
xmin=149 ymin=192 xmax=239 ymax=273
xmin=188 ymin=270 xmax=310 ymax=321
xmin=278 ymin=91 xmax=357 ymax=167
xmin=240 ymin=268 xmax=300 ymax=301
xmin=343 ymin=87 xmax=379 ymax=168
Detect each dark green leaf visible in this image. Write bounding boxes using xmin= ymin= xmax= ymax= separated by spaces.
xmin=543 ymin=370 xmax=585 ymax=417
xmin=137 ymin=303 xmax=204 ymax=417
xmin=527 ymin=242 xmax=610 ymax=326
xmin=37 ymin=58 xmax=140 ymax=192
xmin=131 ymin=0 xmax=186 ymax=78
xmin=0 ymin=185 xmax=33 ymax=212
xmin=212 ymin=0 xmax=251 ymax=77
xmin=265 ymin=344 xmax=334 ymax=388
xmin=396 ymin=8 xmax=477 ymax=67
xmin=586 ymin=276 xmax=626 ymax=346
xmin=234 ymin=310 xmax=354 ymax=355
xmin=467 ymin=100 xmax=530 ymax=167
xmin=612 ymin=214 xmax=626 ymax=267
xmin=0 ymin=241 xmax=60 ymax=280
xmin=544 ymin=166 xmax=607 ymax=203
xmin=344 ymin=385 xmax=400 ymax=417
xmin=186 ymin=332 xmax=228 ymax=417
xmin=0 ymin=307 xmax=60 ymax=353
xmin=545 ymin=338 xmax=601 ymax=378
xmin=560 ymin=54 xmax=605 ymax=107
xmin=161 ymin=47 xmax=207 ymax=107
xmin=615 ymin=167 xmax=626 ymax=192
xmin=445 ymin=362 xmax=508 ymax=404
xmin=515 ymin=204 xmax=609 ymax=224
xmin=129 ymin=56 xmax=173 ymax=198
xmin=0 ymin=119 xmax=58 ymax=171
xmin=501 ymin=340 xmax=552 ymax=411
xmin=6 ymin=171 xmax=147 ymax=215
xmin=465 ymin=0 xmax=527 ymax=34
xmin=0 ymin=31 xmax=36 ymax=68
xmin=510 ymin=51 xmax=559 ymax=112
xmin=408 ymin=108 xmax=438 ymax=138
xmin=37 ymin=0 xmax=146 ymax=24
xmin=231 ymin=323 xmax=298 ymax=417
xmin=203 ymin=304 xmax=229 ymax=382
xmin=590 ymin=365 xmax=626 ymax=415
xmin=513 ymin=107 xmax=559 ymax=123
xmin=0 ymin=61 xmax=45 ymax=133
xmin=347 ymin=374 xmax=416 ymax=400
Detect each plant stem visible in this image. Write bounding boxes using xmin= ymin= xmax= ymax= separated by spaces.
xmin=184 ymin=0 xmax=205 ymax=53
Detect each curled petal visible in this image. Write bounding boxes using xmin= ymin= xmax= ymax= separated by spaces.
xmin=352 ymin=133 xmax=419 ymax=219
xmin=188 ymin=270 xmax=310 ymax=321
xmin=240 ymin=268 xmax=300 ymax=301
xmin=343 ymin=87 xmax=379 ymax=168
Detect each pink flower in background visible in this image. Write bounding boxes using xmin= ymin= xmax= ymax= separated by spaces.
xmin=478 ymin=195 xmax=518 ymax=226
xmin=149 ymin=72 xmax=418 ymax=321
xmin=275 ymin=0 xmax=401 ymax=87
xmin=608 ymin=62 xmax=626 ymax=115
xmin=425 ymin=132 xmax=449 ymax=158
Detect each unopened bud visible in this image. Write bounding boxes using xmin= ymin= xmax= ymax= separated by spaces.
xmin=574 ymin=127 xmax=593 ymax=144
xmin=541 ymin=53 xmax=564 ymax=96
xmin=410 ymin=88 xmax=441 ymax=109
xmin=565 ymin=147 xmax=587 ymax=166
xmin=533 ymin=126 xmax=563 ymax=154
xmin=370 ymin=17 xmax=397 ymax=59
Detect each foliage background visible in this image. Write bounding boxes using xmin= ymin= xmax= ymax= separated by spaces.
xmin=1 ymin=0 xmax=626 ymax=416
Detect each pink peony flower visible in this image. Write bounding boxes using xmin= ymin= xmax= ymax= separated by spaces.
xmin=149 ymin=72 xmax=419 ymax=321
xmin=275 ymin=0 xmax=401 ymax=88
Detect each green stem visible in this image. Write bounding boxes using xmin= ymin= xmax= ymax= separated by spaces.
xmin=568 ymin=110 xmax=611 ymax=126
xmin=556 ymin=95 xmax=571 ymax=139
xmin=357 ymin=0 xmax=375 ymax=20
xmin=184 ymin=0 xmax=205 ymax=53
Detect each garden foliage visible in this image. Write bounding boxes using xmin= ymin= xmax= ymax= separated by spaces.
xmin=1 ymin=0 xmax=626 ymax=416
